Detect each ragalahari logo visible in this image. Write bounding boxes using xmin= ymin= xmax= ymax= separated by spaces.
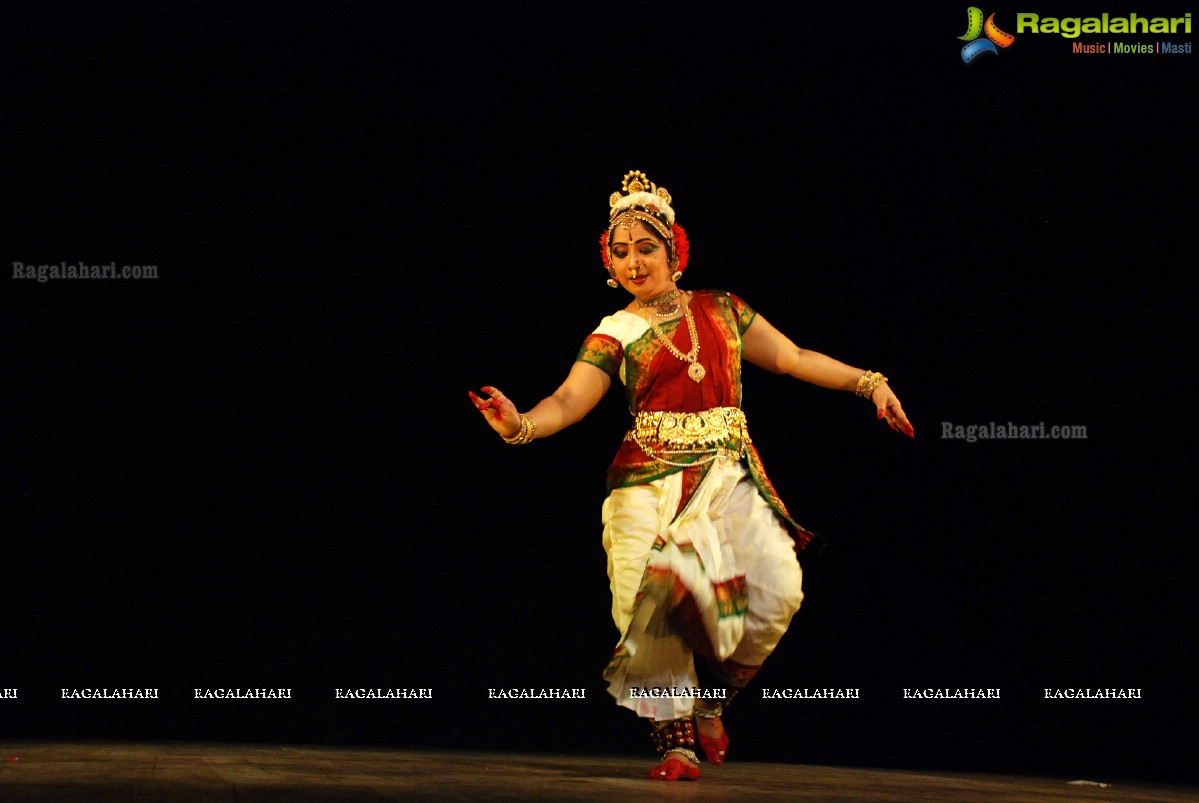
xmin=959 ymin=8 xmax=1016 ymax=62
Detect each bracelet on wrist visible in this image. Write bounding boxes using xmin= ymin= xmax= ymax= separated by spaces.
xmin=501 ymin=414 xmax=537 ymax=445
xmin=854 ymin=371 xmax=889 ymax=401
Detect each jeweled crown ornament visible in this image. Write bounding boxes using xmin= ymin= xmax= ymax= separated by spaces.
xmin=600 ymin=169 xmax=690 ymax=283
xmin=609 ymin=170 xmax=675 ymax=231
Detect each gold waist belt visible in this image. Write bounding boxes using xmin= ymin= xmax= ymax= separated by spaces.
xmin=626 ymin=407 xmax=750 ymax=466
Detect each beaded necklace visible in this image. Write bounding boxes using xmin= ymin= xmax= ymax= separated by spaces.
xmin=639 ymin=295 xmax=706 ymax=383
xmin=636 ymin=289 xmax=682 ymax=318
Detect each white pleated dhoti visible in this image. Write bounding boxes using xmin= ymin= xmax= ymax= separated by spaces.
xmin=602 ymin=451 xmax=804 ymax=720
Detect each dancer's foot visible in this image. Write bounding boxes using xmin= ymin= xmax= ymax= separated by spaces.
xmin=648 ymin=750 xmax=700 ymax=781
xmin=695 ymin=713 xmax=729 ymax=765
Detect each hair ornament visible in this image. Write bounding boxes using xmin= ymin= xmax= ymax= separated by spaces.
xmin=608 ymin=170 xmax=676 ymax=225
xmin=600 ymin=169 xmax=689 ymax=279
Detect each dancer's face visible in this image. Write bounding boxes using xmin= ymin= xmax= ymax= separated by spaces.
xmin=609 ymin=222 xmax=675 ymax=301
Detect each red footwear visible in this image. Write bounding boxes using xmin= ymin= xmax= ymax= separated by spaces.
xmin=648 ymin=753 xmax=700 ymax=781
xmin=696 ymin=716 xmax=729 ymax=765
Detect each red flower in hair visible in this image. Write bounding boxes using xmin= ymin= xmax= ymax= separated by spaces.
xmin=671 ymin=224 xmax=690 ymax=272
xmin=599 ymin=230 xmax=610 ymax=269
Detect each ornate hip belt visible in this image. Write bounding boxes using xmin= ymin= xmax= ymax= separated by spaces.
xmin=625 ymin=407 xmax=750 ymax=467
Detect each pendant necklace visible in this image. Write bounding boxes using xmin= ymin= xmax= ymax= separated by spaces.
xmin=640 ymin=294 xmax=706 ymax=383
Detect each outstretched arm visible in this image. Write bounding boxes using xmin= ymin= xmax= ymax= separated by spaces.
xmin=742 ymin=314 xmax=914 ymax=437
xmin=469 ymin=361 xmax=612 ymax=443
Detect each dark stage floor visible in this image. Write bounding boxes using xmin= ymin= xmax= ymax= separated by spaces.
xmin=0 ymin=742 xmax=1195 ymax=802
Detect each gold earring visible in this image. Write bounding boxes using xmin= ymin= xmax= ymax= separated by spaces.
xmin=671 ymin=271 xmax=683 ymax=282
xmin=607 ymin=278 xmax=619 ymax=288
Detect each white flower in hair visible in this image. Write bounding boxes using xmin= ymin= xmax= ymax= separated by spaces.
xmin=608 ymin=170 xmax=676 ymax=224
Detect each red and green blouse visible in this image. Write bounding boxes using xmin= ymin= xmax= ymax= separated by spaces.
xmin=576 ymin=290 xmax=815 ymax=551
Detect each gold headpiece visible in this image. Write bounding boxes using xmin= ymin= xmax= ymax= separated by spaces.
xmin=607 ymin=169 xmax=675 ymax=243
xmin=601 ymin=169 xmax=688 ymax=284
xmin=608 ymin=170 xmax=674 ymax=223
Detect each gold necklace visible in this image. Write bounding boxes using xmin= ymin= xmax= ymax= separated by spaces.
xmin=636 ymin=289 xmax=682 ymax=318
xmin=640 ymin=297 xmax=706 ymax=382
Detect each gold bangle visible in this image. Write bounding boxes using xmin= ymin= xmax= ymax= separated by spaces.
xmin=501 ymin=414 xmax=536 ymax=445
xmin=855 ymin=371 xmax=888 ymax=401
xmin=501 ymin=415 xmax=526 ymax=444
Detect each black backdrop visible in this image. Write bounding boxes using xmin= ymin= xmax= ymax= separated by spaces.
xmin=3 ymin=1 xmax=1196 ymax=785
